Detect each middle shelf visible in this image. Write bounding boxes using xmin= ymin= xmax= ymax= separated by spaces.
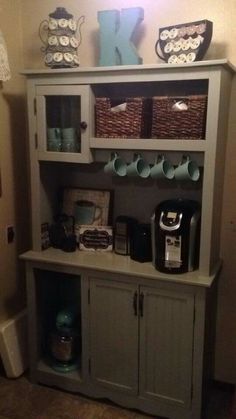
xmin=89 ymin=138 xmax=207 ymax=152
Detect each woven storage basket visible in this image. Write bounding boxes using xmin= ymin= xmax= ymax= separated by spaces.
xmin=151 ymin=95 xmax=207 ymax=139
xmin=95 ymin=97 xmax=150 ymax=138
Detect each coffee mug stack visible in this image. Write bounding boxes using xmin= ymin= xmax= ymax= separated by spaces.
xmin=47 ymin=127 xmax=78 ymax=152
xmin=103 ymin=152 xmax=200 ymax=182
xmin=47 ymin=128 xmax=61 ymax=151
xmin=61 ymin=128 xmax=77 ymax=152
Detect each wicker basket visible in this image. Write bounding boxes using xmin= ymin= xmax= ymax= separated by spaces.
xmin=95 ymin=97 xmax=150 ymax=138
xmin=151 ymin=95 xmax=207 ymax=139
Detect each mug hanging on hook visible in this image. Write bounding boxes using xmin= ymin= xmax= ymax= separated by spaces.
xmin=39 ymin=7 xmax=85 ymax=69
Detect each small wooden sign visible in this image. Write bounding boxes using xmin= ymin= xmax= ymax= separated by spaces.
xmin=79 ymin=225 xmax=113 ymax=251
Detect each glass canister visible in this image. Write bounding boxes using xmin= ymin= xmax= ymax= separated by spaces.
xmin=50 ymin=329 xmax=78 ymax=363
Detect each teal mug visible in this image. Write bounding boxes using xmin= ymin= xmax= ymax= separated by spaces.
xmin=62 ymin=127 xmax=77 ymax=140
xmin=61 ymin=141 xmax=77 ymax=152
xmin=126 ymin=153 xmax=150 ymax=178
xmin=47 ymin=127 xmax=61 ymax=140
xmin=47 ymin=127 xmax=62 ymax=152
xmin=104 ymin=152 xmax=127 ymax=177
xmin=47 ymin=139 xmax=62 ymax=152
xmin=174 ymin=155 xmax=200 ymax=182
xmin=61 ymin=128 xmax=77 ymax=152
xmin=150 ymin=155 xmax=174 ymax=180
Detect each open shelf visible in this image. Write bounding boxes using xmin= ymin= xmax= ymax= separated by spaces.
xmin=36 ymin=360 xmax=82 ymax=392
xmin=38 ymin=359 xmax=82 ymax=380
xmin=33 ymin=268 xmax=82 ymax=381
xmin=90 ymin=138 xmax=207 ymax=152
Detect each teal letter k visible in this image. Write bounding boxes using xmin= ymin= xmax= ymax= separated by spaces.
xmin=98 ymin=7 xmax=144 ymax=66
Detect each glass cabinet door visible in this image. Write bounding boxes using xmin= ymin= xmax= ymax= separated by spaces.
xmin=35 ymin=85 xmax=92 ymax=163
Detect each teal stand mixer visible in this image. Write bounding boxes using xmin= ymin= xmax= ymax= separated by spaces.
xmin=48 ymin=308 xmax=80 ymax=373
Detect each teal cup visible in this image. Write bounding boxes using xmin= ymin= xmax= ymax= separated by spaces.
xmin=104 ymin=152 xmax=127 ymax=177
xmin=174 ymin=155 xmax=200 ymax=182
xmin=126 ymin=153 xmax=150 ymax=178
xmin=61 ymin=128 xmax=77 ymax=152
xmin=74 ymin=200 xmax=102 ymax=225
xmin=47 ymin=127 xmax=62 ymax=152
xmin=61 ymin=141 xmax=77 ymax=152
xmin=47 ymin=127 xmax=61 ymax=140
xmin=150 ymin=155 xmax=174 ymax=180
xmin=47 ymin=139 xmax=62 ymax=152
xmin=62 ymin=127 xmax=77 ymax=140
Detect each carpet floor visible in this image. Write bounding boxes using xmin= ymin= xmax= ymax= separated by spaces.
xmin=0 ymin=368 xmax=234 ymax=419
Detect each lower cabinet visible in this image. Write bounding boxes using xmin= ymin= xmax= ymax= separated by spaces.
xmin=24 ymin=259 xmax=212 ymax=419
xmin=89 ymin=277 xmax=194 ymax=409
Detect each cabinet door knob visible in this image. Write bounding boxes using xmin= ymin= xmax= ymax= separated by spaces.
xmin=80 ymin=121 xmax=87 ymax=130
xmin=133 ymin=291 xmax=138 ymax=316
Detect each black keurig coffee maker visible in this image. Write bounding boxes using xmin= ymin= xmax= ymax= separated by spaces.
xmin=151 ymin=199 xmax=201 ymax=274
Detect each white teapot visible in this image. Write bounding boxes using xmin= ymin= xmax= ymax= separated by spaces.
xmin=39 ymin=7 xmax=85 ymax=68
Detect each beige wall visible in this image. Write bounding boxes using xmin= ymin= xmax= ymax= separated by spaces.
xmin=0 ymin=0 xmax=30 ymax=321
xmin=215 ymin=77 xmax=236 ymax=383
xmin=1 ymin=0 xmax=235 ymax=381
xmin=20 ymin=0 xmax=236 ymax=68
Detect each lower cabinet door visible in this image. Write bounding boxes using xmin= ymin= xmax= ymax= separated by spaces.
xmin=89 ymin=278 xmax=139 ymax=394
xmin=139 ymin=285 xmax=195 ymax=409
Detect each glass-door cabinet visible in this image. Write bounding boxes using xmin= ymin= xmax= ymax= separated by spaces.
xmin=35 ymin=85 xmax=92 ymax=163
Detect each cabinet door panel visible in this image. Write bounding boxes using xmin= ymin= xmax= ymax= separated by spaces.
xmin=89 ymin=278 xmax=139 ymax=394
xmin=35 ymin=85 xmax=92 ymax=163
xmin=139 ymin=286 xmax=194 ymax=408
